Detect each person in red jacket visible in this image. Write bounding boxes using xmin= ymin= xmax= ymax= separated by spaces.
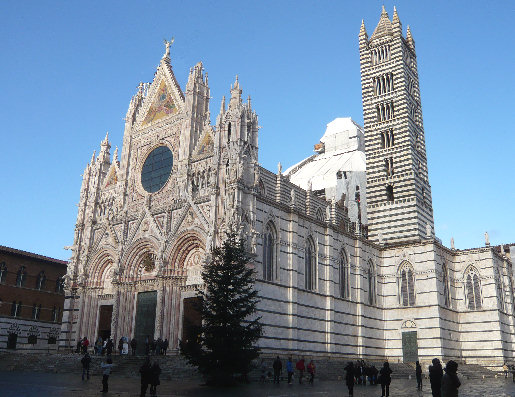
xmin=307 ymin=360 xmax=316 ymax=384
xmin=296 ymin=358 xmax=305 ymax=384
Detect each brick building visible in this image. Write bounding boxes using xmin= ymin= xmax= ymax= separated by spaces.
xmin=0 ymin=245 xmax=67 ymax=351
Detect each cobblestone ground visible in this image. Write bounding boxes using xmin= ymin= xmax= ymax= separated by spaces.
xmin=1 ymin=371 xmax=515 ymax=396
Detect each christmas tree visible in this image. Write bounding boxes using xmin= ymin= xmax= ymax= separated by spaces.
xmin=180 ymin=232 xmax=262 ymax=385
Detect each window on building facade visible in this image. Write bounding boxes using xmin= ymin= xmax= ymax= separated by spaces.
xmin=386 ymin=185 xmax=394 ymax=202
xmin=339 ymin=250 xmax=349 ymax=299
xmin=55 ymin=277 xmax=64 ymax=294
xmin=371 ymin=45 xmax=391 ymax=65
xmin=16 ymin=266 xmax=26 ymax=287
xmin=36 ymin=271 xmax=46 ymax=290
xmin=305 ymin=238 xmax=316 ymax=291
xmin=368 ymin=261 xmax=376 ymax=305
xmin=384 ymin=157 xmax=394 ymax=176
xmin=51 ymin=306 xmax=57 ymax=322
xmin=11 ymin=301 xmax=22 ymax=317
xmin=227 ymin=122 xmax=231 ymax=143
xmin=381 ymin=129 xmax=394 ymax=149
xmin=0 ymin=262 xmax=7 ymax=283
xmin=442 ymin=263 xmax=451 ymax=308
xmin=28 ymin=335 xmax=37 ymax=345
xmin=373 ymin=73 xmax=394 ymax=96
xmin=262 ymin=222 xmax=276 ymax=281
xmin=376 ymin=102 xmax=394 ymax=122
xmin=466 ymin=268 xmax=482 ymax=310
xmin=399 ymin=263 xmax=416 ymax=306
xmin=32 ymin=304 xmax=41 ymax=320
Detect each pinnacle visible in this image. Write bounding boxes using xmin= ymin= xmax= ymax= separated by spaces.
xmin=359 ymin=19 xmax=367 ymax=36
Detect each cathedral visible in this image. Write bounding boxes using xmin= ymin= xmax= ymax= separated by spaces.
xmin=60 ymin=7 xmax=515 ymax=369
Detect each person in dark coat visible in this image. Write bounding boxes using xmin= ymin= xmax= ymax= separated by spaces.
xmin=105 ymin=338 xmax=113 ymax=356
xmin=429 ymin=358 xmax=444 ymax=397
xmin=379 ymin=361 xmax=392 ymax=397
xmin=296 ymin=358 xmax=305 ymax=384
xmin=81 ymin=352 xmax=91 ymax=380
xmin=344 ymin=361 xmax=355 ymax=397
xmin=441 ymin=360 xmax=460 ymax=397
xmin=286 ymin=357 xmax=294 ymax=384
xmin=370 ymin=365 xmax=378 ymax=385
xmin=131 ymin=338 xmax=138 ymax=356
xmin=163 ymin=338 xmax=169 ymax=355
xmin=273 ymin=356 xmax=282 ymax=383
xmin=416 ymin=361 xmax=423 ymax=390
xmin=139 ymin=357 xmax=152 ymax=397
xmin=118 ymin=337 xmax=124 ymax=355
xmin=149 ymin=361 xmax=161 ymax=397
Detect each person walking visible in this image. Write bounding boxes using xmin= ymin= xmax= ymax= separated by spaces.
xmin=273 ymin=356 xmax=282 ymax=384
xmin=131 ymin=338 xmax=138 ymax=356
xmin=81 ymin=352 xmax=91 ymax=380
xmin=100 ymin=357 xmax=113 ymax=393
xmin=163 ymin=339 xmax=169 ymax=355
xmin=81 ymin=337 xmax=89 ymax=353
xmin=379 ymin=361 xmax=392 ymax=397
xmin=286 ymin=357 xmax=294 ymax=385
xmin=416 ymin=361 xmax=423 ymax=390
xmin=503 ymin=362 xmax=508 ymax=378
xmin=139 ymin=357 xmax=152 ymax=397
xmin=429 ymin=358 xmax=444 ymax=397
xmin=307 ymin=360 xmax=316 ymax=384
xmin=296 ymin=358 xmax=305 ymax=384
xmin=106 ymin=338 xmax=113 ymax=356
xmin=441 ymin=360 xmax=460 ymax=397
xmin=149 ymin=361 xmax=161 ymax=397
xmin=344 ymin=361 xmax=355 ymax=397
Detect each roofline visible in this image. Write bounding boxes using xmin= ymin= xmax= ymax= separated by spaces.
xmin=0 ymin=245 xmax=68 ymax=265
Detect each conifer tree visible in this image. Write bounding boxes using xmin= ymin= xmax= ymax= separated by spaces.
xmin=180 ymin=232 xmax=262 ymax=385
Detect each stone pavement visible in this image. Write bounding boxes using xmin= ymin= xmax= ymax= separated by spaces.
xmin=1 ymin=371 xmax=515 ymax=397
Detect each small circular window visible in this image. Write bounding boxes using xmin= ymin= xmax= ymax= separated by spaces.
xmin=141 ymin=146 xmax=173 ymax=193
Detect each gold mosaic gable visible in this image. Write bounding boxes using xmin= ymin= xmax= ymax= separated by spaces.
xmin=142 ymin=80 xmax=178 ymax=126
xmin=104 ymin=166 xmax=118 ymax=188
xmin=193 ymin=130 xmax=214 ymax=157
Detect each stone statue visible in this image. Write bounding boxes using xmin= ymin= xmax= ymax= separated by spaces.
xmin=450 ymin=237 xmax=455 ymax=250
xmin=163 ymin=37 xmax=174 ymax=58
xmin=485 ymin=231 xmax=490 ymax=246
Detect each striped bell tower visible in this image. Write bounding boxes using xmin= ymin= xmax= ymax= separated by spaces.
xmin=359 ymin=7 xmax=434 ymax=244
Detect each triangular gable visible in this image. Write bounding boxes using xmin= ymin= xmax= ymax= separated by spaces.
xmin=104 ymin=164 xmax=118 ymax=188
xmin=192 ymin=128 xmax=214 ymax=158
xmin=137 ymin=61 xmax=185 ymax=128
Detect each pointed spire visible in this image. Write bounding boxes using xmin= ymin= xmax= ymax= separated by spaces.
xmin=229 ymin=75 xmax=242 ymax=108
xmin=247 ymin=95 xmax=252 ymax=109
xmin=220 ymin=96 xmax=226 ymax=114
xmin=381 ymin=5 xmax=387 ymax=15
xmin=371 ymin=6 xmax=393 ymax=41
xmin=359 ymin=19 xmax=368 ymax=37
xmin=113 ymin=146 xmax=119 ymax=162
xmin=101 ymin=131 xmax=109 ymax=146
xmin=406 ymin=25 xmax=415 ymax=48
xmin=392 ymin=6 xmax=402 ymax=35
xmin=90 ymin=150 xmax=96 ymax=165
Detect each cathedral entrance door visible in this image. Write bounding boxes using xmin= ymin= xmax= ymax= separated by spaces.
xmin=182 ymin=297 xmax=202 ymax=345
xmin=97 ymin=305 xmax=113 ymax=341
xmin=7 ymin=333 xmax=17 ymax=349
xmin=134 ymin=291 xmax=157 ymax=355
xmin=402 ymin=331 xmax=419 ymax=363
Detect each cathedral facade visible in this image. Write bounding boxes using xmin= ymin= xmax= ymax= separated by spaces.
xmin=61 ymin=8 xmax=515 ymax=368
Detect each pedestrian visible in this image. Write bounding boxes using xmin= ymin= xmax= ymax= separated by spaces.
xmin=82 ymin=336 xmax=89 ymax=353
xmin=416 ymin=360 xmax=423 ymax=390
xmin=259 ymin=359 xmax=267 ymax=382
xmin=354 ymin=361 xmax=361 ymax=385
xmin=163 ymin=338 xmax=169 ymax=355
xmin=95 ymin=337 xmax=103 ymax=355
xmin=156 ymin=338 xmax=162 ymax=355
xmin=151 ymin=339 xmax=156 ymax=355
xmin=344 ymin=361 xmax=355 ymax=397
xmin=379 ymin=361 xmax=392 ymax=397
xmin=76 ymin=339 xmax=81 ymax=353
xmin=429 ymin=358 xmax=444 ymax=397
xmin=122 ymin=337 xmax=129 ymax=355
xmin=441 ymin=360 xmax=460 ymax=397
xmin=307 ymin=360 xmax=316 ymax=384
xmin=286 ymin=357 xmax=294 ymax=384
xmin=106 ymin=338 xmax=113 ymax=356
xmin=81 ymin=352 xmax=91 ymax=380
xmin=118 ymin=337 xmax=123 ymax=355
xmin=273 ymin=356 xmax=282 ymax=383
xmin=100 ymin=357 xmax=113 ymax=393
xmin=131 ymin=338 xmax=138 ymax=356
xmin=296 ymin=357 xmax=305 ymax=384
xmin=149 ymin=361 xmax=161 ymax=397
xmin=139 ymin=357 xmax=152 ymax=397
xmin=145 ymin=335 xmax=150 ymax=355
xmin=503 ymin=362 xmax=508 ymax=378
xmin=370 ymin=365 xmax=378 ymax=385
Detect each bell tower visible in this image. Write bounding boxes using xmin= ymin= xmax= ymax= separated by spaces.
xmin=359 ymin=7 xmax=434 ymax=244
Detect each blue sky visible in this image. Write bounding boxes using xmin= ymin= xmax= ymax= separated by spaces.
xmin=0 ymin=1 xmax=513 ymax=260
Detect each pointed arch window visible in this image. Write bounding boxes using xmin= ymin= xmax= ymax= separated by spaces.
xmin=55 ymin=277 xmax=64 ymax=294
xmin=399 ymin=263 xmax=416 ymax=306
xmin=36 ymin=271 xmax=46 ymax=290
xmin=227 ymin=122 xmax=232 ymax=143
xmin=305 ymin=238 xmax=316 ymax=291
xmin=0 ymin=262 xmax=7 ymax=284
xmin=262 ymin=222 xmax=276 ymax=281
xmin=11 ymin=301 xmax=22 ymax=317
xmin=442 ymin=263 xmax=450 ymax=308
xmin=465 ymin=268 xmax=482 ymax=310
xmin=339 ymin=250 xmax=350 ymax=298
xmin=32 ymin=304 xmax=41 ymax=320
xmin=16 ymin=266 xmax=26 ymax=287
xmin=368 ymin=261 xmax=376 ymax=305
